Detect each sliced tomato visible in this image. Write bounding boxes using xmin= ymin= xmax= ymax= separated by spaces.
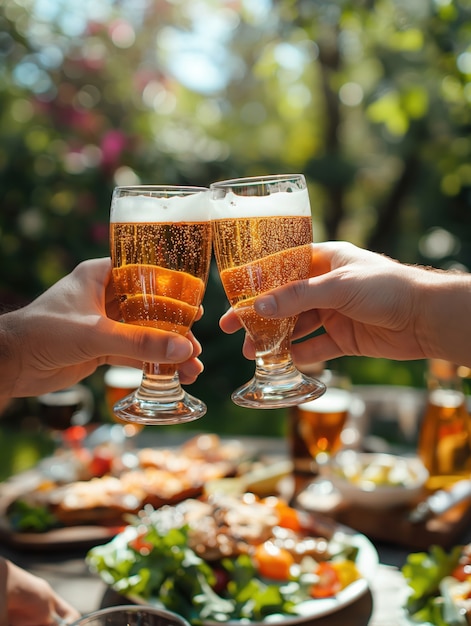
xmin=310 ymin=561 xmax=342 ymax=598
xmin=253 ymin=541 xmax=295 ymax=581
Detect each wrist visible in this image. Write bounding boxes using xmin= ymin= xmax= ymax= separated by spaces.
xmin=415 ymin=267 xmax=471 ymax=366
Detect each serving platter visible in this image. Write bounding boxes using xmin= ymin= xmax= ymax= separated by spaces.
xmin=87 ymin=498 xmax=379 ymax=625
xmin=0 ymin=431 xmax=250 ymax=551
xmin=129 ymin=532 xmax=377 ymax=624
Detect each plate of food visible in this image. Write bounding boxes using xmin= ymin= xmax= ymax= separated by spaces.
xmin=401 ymin=543 xmax=471 ymax=625
xmin=0 ymin=433 xmax=248 ymax=550
xmin=87 ymin=492 xmax=378 ymax=624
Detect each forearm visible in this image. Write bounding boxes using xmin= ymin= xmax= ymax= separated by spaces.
xmin=415 ymin=268 xmax=471 ymax=367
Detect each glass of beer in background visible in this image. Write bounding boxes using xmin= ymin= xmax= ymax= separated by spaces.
xmin=104 ymin=366 xmax=145 ymax=439
xmin=289 ymin=382 xmax=352 ymax=503
xmin=210 ymin=174 xmax=325 ymax=408
xmin=109 ymin=185 xmax=212 ymax=425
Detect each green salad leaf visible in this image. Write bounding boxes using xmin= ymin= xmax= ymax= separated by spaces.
xmin=8 ymin=499 xmax=59 ymax=532
xmin=401 ymin=544 xmax=463 ymax=624
xmin=87 ymin=501 xmax=362 ymax=625
xmin=87 ymin=522 xmax=299 ymax=624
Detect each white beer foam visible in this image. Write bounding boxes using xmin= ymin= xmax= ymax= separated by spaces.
xmin=111 ymin=190 xmax=210 ymax=222
xmin=298 ymin=388 xmax=352 ymax=414
xmin=210 ymin=188 xmax=311 ymax=219
xmin=104 ymin=366 xmax=143 ymax=388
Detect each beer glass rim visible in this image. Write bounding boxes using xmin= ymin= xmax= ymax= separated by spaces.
xmin=210 ymin=173 xmax=305 ymax=189
xmin=114 ymin=185 xmax=209 ymax=196
xmin=69 ymin=605 xmax=191 ymax=626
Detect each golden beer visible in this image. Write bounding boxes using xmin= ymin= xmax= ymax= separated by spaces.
xmin=213 ymin=216 xmax=312 ymax=355
xmin=111 ymin=223 xmax=211 ymax=326
xmin=210 ymin=174 xmax=325 ymax=409
xmin=109 ymin=185 xmax=211 ymax=425
xmin=104 ymin=366 xmax=145 ymax=436
xmin=292 ymin=388 xmax=351 ymax=461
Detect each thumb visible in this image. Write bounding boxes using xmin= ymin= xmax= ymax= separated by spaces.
xmin=254 ymin=272 xmax=344 ymax=319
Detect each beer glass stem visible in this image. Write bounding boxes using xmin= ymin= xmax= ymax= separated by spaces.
xmin=112 ymin=361 xmax=206 ymax=425
xmin=231 ymin=352 xmax=326 ymax=409
xmin=138 ymin=362 xmax=185 ymax=403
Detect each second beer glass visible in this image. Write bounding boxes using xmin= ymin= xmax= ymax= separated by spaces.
xmin=210 ymin=174 xmax=326 ymax=408
xmin=110 ymin=185 xmax=212 ymax=425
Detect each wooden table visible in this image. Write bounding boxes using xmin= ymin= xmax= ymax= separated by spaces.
xmin=0 ymin=428 xmax=465 ymax=625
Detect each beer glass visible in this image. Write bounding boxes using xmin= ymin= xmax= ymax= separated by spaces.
xmin=210 ymin=174 xmax=326 ymax=408
xmin=70 ymin=605 xmax=191 ymax=626
xmin=37 ymin=384 xmax=94 ymax=450
xmin=110 ymin=185 xmax=212 ymax=425
xmin=104 ymin=365 xmax=145 ymax=439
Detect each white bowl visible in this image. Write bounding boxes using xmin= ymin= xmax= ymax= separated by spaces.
xmin=322 ymin=450 xmax=429 ymax=509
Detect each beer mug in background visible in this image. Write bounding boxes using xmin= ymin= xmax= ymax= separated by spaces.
xmin=37 ymin=384 xmax=94 ymax=449
xmin=37 ymin=384 xmax=94 ymax=431
xmin=104 ymin=366 xmax=145 ymax=438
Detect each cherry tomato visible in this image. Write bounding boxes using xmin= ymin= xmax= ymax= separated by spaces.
xmin=310 ymin=562 xmax=342 ymax=598
xmin=262 ymin=497 xmax=302 ymax=532
xmin=452 ymin=563 xmax=471 ymax=582
xmin=129 ymin=533 xmax=154 ymax=555
xmin=275 ymin=503 xmax=302 ymax=532
xmin=253 ymin=541 xmax=295 ymax=580
xmin=89 ymin=450 xmax=113 ymax=477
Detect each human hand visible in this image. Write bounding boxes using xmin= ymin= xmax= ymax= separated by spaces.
xmin=220 ymin=241 xmax=471 ymax=368
xmin=0 ymin=258 xmax=203 ymax=399
xmin=0 ymin=558 xmax=80 ymax=626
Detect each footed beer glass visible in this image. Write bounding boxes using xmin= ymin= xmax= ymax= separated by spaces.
xmin=110 ymin=185 xmax=211 ymax=425
xmin=210 ymin=174 xmax=326 ymax=408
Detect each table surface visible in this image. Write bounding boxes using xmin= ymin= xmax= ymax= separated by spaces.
xmin=0 ymin=427 xmax=464 ymax=625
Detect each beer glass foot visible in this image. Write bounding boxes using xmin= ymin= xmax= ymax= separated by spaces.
xmin=112 ymin=390 xmax=207 ymax=425
xmin=231 ymin=371 xmax=326 ymax=409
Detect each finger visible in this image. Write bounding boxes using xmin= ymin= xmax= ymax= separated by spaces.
xmin=241 ymin=334 xmax=255 ymax=360
xmin=92 ymin=318 xmax=194 ymax=364
xmin=291 ymin=332 xmax=345 ymax=365
xmin=186 ymin=330 xmax=202 ymax=357
xmin=219 ymin=307 xmax=243 ymax=334
xmin=254 ymin=270 xmax=350 ymax=320
xmin=291 ymin=309 xmax=323 ymax=341
xmin=178 ymin=357 xmax=204 ymax=384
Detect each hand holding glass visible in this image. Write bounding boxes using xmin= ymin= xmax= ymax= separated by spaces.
xmin=110 ymin=185 xmax=211 ymax=425
xmin=210 ymin=174 xmax=326 ymax=408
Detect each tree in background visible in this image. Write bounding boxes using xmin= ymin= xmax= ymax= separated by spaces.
xmin=1 ymin=0 xmax=470 ymax=431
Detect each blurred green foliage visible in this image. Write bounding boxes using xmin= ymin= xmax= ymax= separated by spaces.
xmin=1 ymin=0 xmax=471 ymax=445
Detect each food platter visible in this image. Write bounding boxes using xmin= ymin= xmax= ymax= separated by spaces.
xmin=87 ymin=495 xmax=379 ymax=625
xmin=129 ymin=531 xmax=377 ymax=625
xmin=0 ymin=431 xmax=249 ymax=550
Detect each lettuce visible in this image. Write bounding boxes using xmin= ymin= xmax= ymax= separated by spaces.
xmin=402 ymin=544 xmax=463 ymax=624
xmin=87 ymin=523 xmax=298 ymax=624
